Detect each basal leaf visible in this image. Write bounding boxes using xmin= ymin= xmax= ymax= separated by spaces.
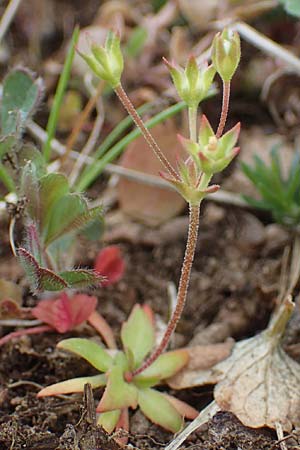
xmin=20 ymin=162 xmax=40 ymax=221
xmin=138 ymin=388 xmax=183 ymax=433
xmin=121 ymin=304 xmax=155 ymax=370
xmin=94 ymin=246 xmax=125 ymax=286
xmin=97 ymin=409 xmax=121 ymax=434
xmin=17 ymin=144 xmax=47 ymax=178
xmin=58 ymin=338 xmax=113 ymax=372
xmin=37 ymin=374 xmax=106 ymax=397
xmin=134 ymin=349 xmax=189 ymax=386
xmin=97 ymin=359 xmax=138 ymax=412
xmin=55 ymin=205 xmax=104 ymax=239
xmin=1 ymin=68 xmax=43 ymax=135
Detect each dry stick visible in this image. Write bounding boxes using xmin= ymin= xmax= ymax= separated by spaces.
xmin=0 ymin=0 xmax=22 ymax=44
xmin=131 ymin=203 xmax=200 ymax=377
xmin=60 ymin=80 xmax=104 ymax=165
xmin=216 ymin=80 xmax=230 ymax=138
xmin=114 ymin=84 xmax=180 ymax=181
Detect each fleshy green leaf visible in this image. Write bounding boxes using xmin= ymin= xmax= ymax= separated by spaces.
xmin=138 ymin=388 xmax=183 ymax=433
xmin=97 ymin=409 xmax=121 ymax=433
xmin=1 ymin=68 xmax=43 ymax=135
xmin=134 ymin=349 xmax=189 ymax=387
xmin=57 ymin=338 xmax=113 ymax=372
xmin=121 ymin=304 xmax=155 ymax=369
xmin=97 ymin=354 xmax=138 ymax=412
xmin=37 ymin=374 xmax=106 ymax=397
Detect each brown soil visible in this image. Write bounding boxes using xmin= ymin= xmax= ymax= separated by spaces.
xmin=1 ymin=204 xmax=299 ymax=449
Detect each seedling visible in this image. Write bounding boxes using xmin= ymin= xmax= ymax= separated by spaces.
xmin=241 ymin=146 xmax=300 ymax=226
xmin=0 ymin=68 xmax=104 ymax=291
xmin=78 ymin=29 xmax=241 ymax=378
xmin=38 ymin=304 xmax=197 ymax=434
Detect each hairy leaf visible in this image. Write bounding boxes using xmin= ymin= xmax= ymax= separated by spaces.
xmin=59 ymin=269 xmax=103 ymax=288
xmin=39 ymin=173 xmax=69 ymax=231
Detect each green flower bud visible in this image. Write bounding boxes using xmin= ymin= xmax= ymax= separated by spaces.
xmin=211 ymin=29 xmax=241 ymax=82
xmin=163 ymin=56 xmax=216 ymax=108
xmin=78 ymin=31 xmax=124 ymax=88
xmin=179 ymin=115 xmax=240 ymax=175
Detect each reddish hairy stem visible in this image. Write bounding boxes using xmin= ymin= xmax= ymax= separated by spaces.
xmin=216 ymin=80 xmax=230 ymax=138
xmin=131 ymin=203 xmax=200 ymax=377
xmin=114 ymin=84 xmax=180 ymax=181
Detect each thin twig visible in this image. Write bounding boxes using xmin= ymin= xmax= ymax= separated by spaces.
xmin=69 ymin=97 xmax=105 ymax=186
xmin=61 ymin=80 xmax=105 ymax=165
xmin=0 ymin=319 xmax=42 ymax=327
xmin=165 ymin=401 xmax=220 ymax=450
xmin=27 ymin=120 xmax=248 ymax=208
xmin=0 ymin=0 xmax=22 ymax=44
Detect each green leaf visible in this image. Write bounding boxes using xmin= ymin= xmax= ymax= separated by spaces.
xmin=59 ymin=269 xmax=103 ymax=288
xmin=97 ymin=357 xmax=138 ymax=412
xmin=17 ymin=247 xmax=68 ymax=292
xmin=279 ymin=0 xmax=300 ymax=17
xmin=0 ymin=135 xmax=16 ymax=160
xmin=125 ymin=27 xmax=148 ymax=58
xmin=20 ymin=162 xmax=40 ymax=221
xmin=39 ymin=173 xmax=69 ymax=231
xmin=138 ymin=388 xmax=183 ymax=432
xmin=134 ymin=349 xmax=189 ymax=387
xmin=1 ymin=68 xmax=43 ymax=135
xmin=57 ymin=338 xmax=113 ymax=372
xmin=43 ymin=193 xmax=87 ymax=245
xmin=121 ymin=305 xmax=155 ymax=369
xmin=17 ymin=145 xmax=47 ymax=178
xmin=55 ymin=205 xmax=104 ymax=239
xmin=37 ymin=374 xmax=106 ymax=397
xmin=97 ymin=410 xmax=121 ymax=434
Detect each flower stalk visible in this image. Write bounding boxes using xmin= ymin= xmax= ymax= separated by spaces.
xmin=216 ymin=80 xmax=230 ymax=138
xmin=131 ymin=203 xmax=200 ymax=377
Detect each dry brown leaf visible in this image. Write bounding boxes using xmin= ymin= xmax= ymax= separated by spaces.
xmin=167 ymin=342 xmax=234 ymax=389
xmin=117 ymin=120 xmax=185 ymax=226
xmin=169 ymin=298 xmax=300 ymax=432
xmin=214 ymin=298 xmax=300 ymax=431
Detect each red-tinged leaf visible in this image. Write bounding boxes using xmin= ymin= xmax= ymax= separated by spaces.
xmin=134 ymin=349 xmax=189 ymax=385
xmin=115 ymin=408 xmax=129 ymax=445
xmin=87 ymin=310 xmax=117 ymax=349
xmin=162 ymin=393 xmax=198 ymax=420
xmin=32 ymin=293 xmax=97 ymax=333
xmin=37 ymin=374 xmax=106 ymax=397
xmin=94 ymin=246 xmax=125 ymax=286
xmin=97 ymin=355 xmax=138 ymax=412
xmin=97 ymin=409 xmax=121 ymax=434
xmin=138 ymin=388 xmax=183 ymax=432
xmin=0 ymin=325 xmax=52 ymax=347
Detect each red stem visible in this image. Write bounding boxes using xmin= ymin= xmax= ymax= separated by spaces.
xmin=131 ymin=203 xmax=200 ymax=377
xmin=0 ymin=325 xmax=52 ymax=346
xmin=216 ymin=80 xmax=230 ymax=138
xmin=114 ymin=84 xmax=180 ymax=181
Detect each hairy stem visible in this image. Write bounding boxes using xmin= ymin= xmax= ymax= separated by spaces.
xmin=188 ymin=106 xmax=198 ymax=142
xmin=131 ymin=203 xmax=200 ymax=377
xmin=114 ymin=84 xmax=180 ymax=181
xmin=216 ymin=80 xmax=230 ymax=138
